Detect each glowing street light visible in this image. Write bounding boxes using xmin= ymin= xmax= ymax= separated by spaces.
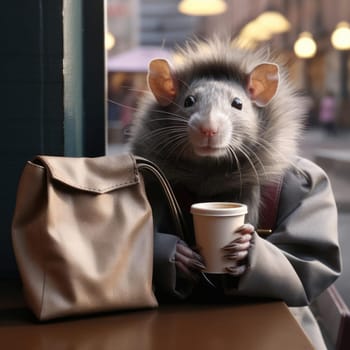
xmin=178 ymin=0 xmax=227 ymax=16
xmin=255 ymin=11 xmax=290 ymax=34
xmin=331 ymin=21 xmax=350 ymax=50
xmin=294 ymin=32 xmax=317 ymax=59
xmin=236 ymin=10 xmax=290 ymax=49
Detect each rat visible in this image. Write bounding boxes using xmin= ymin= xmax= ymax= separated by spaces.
xmin=128 ymin=38 xmax=340 ymax=350
xmin=129 ymin=38 xmax=304 ymax=276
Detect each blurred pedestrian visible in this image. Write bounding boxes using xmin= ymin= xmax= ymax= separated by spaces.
xmin=319 ymin=91 xmax=337 ymax=134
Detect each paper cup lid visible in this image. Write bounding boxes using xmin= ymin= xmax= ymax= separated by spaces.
xmin=190 ymin=202 xmax=248 ymax=216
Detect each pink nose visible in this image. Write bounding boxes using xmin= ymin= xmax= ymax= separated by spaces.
xmin=200 ymin=127 xmax=217 ymax=137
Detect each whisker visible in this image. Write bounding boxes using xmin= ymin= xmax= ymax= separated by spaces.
xmin=118 ymin=85 xmax=152 ymax=96
xmin=257 ymin=137 xmax=298 ymax=172
xmin=132 ymin=124 xmax=188 ymax=156
xmin=148 ymin=126 xmax=188 ymax=138
xmin=109 ymin=97 xmax=189 ymax=123
xmin=240 ymin=143 xmax=267 ymax=178
xmin=236 ymin=145 xmax=261 ymax=185
xmin=108 ymin=98 xmax=139 ymax=112
xmin=154 ymin=133 xmax=187 ymax=158
xmin=165 ymin=137 xmax=188 ymax=160
xmin=227 ymin=145 xmax=243 ymax=198
xmin=148 ymin=114 xmax=188 ymax=123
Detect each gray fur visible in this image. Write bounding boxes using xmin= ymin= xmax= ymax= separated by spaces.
xmin=129 ymin=38 xmax=306 ymax=226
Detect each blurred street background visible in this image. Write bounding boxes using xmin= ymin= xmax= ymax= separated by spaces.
xmin=301 ymin=127 xmax=350 ymax=306
xmin=301 ymin=127 xmax=350 ymax=350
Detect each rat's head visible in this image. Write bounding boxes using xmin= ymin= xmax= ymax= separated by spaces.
xmin=130 ymin=39 xmax=304 ymax=182
xmin=146 ymin=57 xmax=279 ymax=160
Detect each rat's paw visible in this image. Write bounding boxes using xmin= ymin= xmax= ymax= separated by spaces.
xmin=222 ymin=223 xmax=255 ymax=275
xmin=222 ymin=223 xmax=254 ymax=256
xmin=175 ymin=241 xmax=206 ymax=281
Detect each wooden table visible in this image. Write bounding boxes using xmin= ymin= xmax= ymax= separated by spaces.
xmin=0 ymin=284 xmax=314 ymax=350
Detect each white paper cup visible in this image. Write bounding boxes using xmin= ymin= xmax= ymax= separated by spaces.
xmin=191 ymin=202 xmax=248 ymax=273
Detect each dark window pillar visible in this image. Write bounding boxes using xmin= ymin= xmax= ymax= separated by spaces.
xmin=0 ymin=0 xmax=106 ymax=277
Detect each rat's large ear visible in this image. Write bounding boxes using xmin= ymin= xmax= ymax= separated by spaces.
xmin=147 ymin=59 xmax=177 ymax=106
xmin=247 ymin=63 xmax=279 ymax=107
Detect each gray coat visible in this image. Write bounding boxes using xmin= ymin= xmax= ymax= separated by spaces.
xmin=151 ymin=157 xmax=341 ymax=349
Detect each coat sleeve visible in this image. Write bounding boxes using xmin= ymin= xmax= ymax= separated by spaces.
xmin=224 ymin=158 xmax=342 ymax=306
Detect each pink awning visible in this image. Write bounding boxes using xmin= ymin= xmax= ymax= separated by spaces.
xmin=108 ymin=46 xmax=173 ymax=73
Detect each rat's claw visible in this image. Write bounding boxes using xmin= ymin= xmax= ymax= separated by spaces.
xmin=225 ymin=265 xmax=247 ymax=276
xmin=223 ymin=250 xmax=248 ymax=261
xmin=233 ymin=233 xmax=253 ymax=244
xmin=177 ymin=242 xmax=204 ymax=263
xmin=235 ymin=223 xmax=255 ymax=235
xmin=175 ymin=252 xmax=206 ymax=270
xmin=175 ymin=260 xmax=199 ymax=281
xmin=222 ymin=240 xmax=251 ymax=252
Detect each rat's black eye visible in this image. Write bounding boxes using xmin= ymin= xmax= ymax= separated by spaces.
xmin=184 ymin=95 xmax=196 ymax=108
xmin=231 ymin=97 xmax=243 ymax=110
